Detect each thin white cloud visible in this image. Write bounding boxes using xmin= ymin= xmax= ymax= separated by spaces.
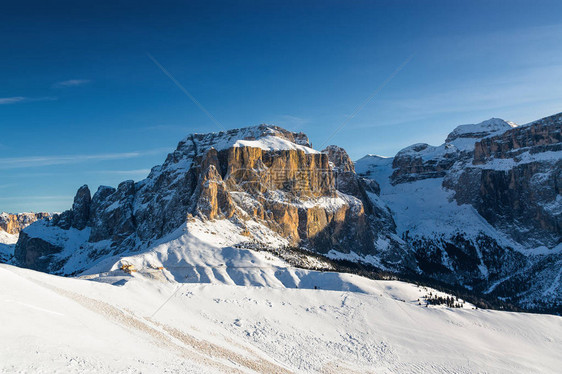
xmin=0 ymin=195 xmax=72 ymax=201
xmin=390 ymin=66 xmax=562 ymax=120
xmin=0 ymin=97 xmax=26 ymax=104
xmin=0 ymin=148 xmax=169 ymax=169
xmin=53 ymin=79 xmax=91 ymax=88
xmin=345 ymin=61 xmax=562 ymax=137
xmin=0 ymin=96 xmax=57 ymax=105
xmin=89 ymin=169 xmax=152 ymax=176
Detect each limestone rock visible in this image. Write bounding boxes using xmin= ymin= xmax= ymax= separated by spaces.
xmin=0 ymin=212 xmax=51 ymax=235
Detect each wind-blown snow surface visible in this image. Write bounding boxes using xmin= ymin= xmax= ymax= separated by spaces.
xmin=1 ymin=262 xmax=561 ymax=373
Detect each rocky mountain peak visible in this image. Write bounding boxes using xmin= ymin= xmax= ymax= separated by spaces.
xmin=323 ymin=145 xmax=355 ymax=173
xmin=446 ymin=118 xmax=517 ymax=144
xmin=389 ymin=118 xmax=522 ymax=185
xmin=177 ymin=124 xmax=316 ymax=157
xmin=15 ymin=124 xmax=406 ymax=274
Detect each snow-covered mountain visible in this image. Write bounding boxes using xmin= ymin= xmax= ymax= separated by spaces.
xmin=4 ymin=113 xmax=562 ymax=372
xmin=356 ymin=112 xmax=561 ymax=312
xmin=14 ymin=125 xmax=408 ymax=277
xmin=12 ymin=113 xmax=561 ymax=313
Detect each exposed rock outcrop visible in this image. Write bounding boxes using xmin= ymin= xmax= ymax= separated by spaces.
xmin=14 ymin=232 xmax=63 ymax=272
xmin=448 ymin=113 xmax=562 ymax=248
xmin=473 ymin=114 xmax=561 ymax=164
xmin=0 ymin=212 xmax=51 ymax=235
xmin=390 ymin=143 xmax=460 ymax=184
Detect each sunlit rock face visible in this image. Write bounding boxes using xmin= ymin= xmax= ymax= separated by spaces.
xmin=15 ymin=125 xmax=406 ymax=274
xmin=0 ymin=212 xmax=51 ymax=235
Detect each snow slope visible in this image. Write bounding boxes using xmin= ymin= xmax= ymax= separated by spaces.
xmin=0 ymin=231 xmax=18 ymax=263
xmin=0 ymin=231 xmax=18 ymax=245
xmin=1 ymin=263 xmax=561 ymax=373
xmin=354 ymin=155 xmax=521 ymax=250
xmin=2 ymin=216 xmax=561 ymax=373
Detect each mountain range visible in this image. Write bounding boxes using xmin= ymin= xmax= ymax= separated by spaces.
xmin=6 ymin=112 xmax=561 ymax=313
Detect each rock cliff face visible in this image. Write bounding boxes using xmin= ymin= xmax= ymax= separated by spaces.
xmin=0 ymin=212 xmax=51 ymax=235
xmin=390 ymin=118 xmax=517 ymax=185
xmin=448 ymin=113 xmax=562 ymax=248
xmin=357 ymin=113 xmax=561 ymax=312
xmin=15 ymin=125 xmax=406 ymax=274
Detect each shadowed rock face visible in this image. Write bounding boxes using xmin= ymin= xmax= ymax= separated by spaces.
xmin=357 ymin=113 xmax=561 ymax=311
xmin=476 ymin=162 xmax=561 ymax=247
xmin=54 ymin=185 xmax=92 ymax=230
xmin=473 ymin=113 xmax=562 ymax=164
xmin=15 ymin=125 xmax=406 ymax=273
xmin=322 ymin=145 xmax=360 ymax=196
xmin=14 ymin=232 xmax=62 ymax=272
xmin=391 ymin=143 xmax=460 ymax=184
xmin=0 ymin=212 xmax=51 ymax=235
xmin=449 ymin=113 xmax=562 ymax=248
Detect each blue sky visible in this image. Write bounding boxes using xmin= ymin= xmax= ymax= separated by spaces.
xmin=2 ymin=0 xmax=562 ymax=212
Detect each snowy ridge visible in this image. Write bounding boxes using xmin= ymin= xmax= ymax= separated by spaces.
xmin=77 ymin=217 xmax=377 ymax=290
xmin=0 ymin=230 xmax=18 ymax=245
xmin=475 ymin=149 xmax=562 ymax=171
xmin=446 ymin=118 xmax=517 ymax=141
xmin=395 ymin=142 xmax=459 ymax=161
xmin=184 ymin=124 xmax=318 ymax=154
xmin=393 ymin=118 xmax=518 ymax=160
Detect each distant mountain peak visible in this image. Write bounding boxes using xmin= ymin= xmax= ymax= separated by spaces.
xmin=446 ymin=118 xmax=517 ymax=144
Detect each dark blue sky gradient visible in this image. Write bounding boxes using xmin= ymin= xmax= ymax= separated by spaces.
xmin=2 ymin=0 xmax=562 ymax=212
